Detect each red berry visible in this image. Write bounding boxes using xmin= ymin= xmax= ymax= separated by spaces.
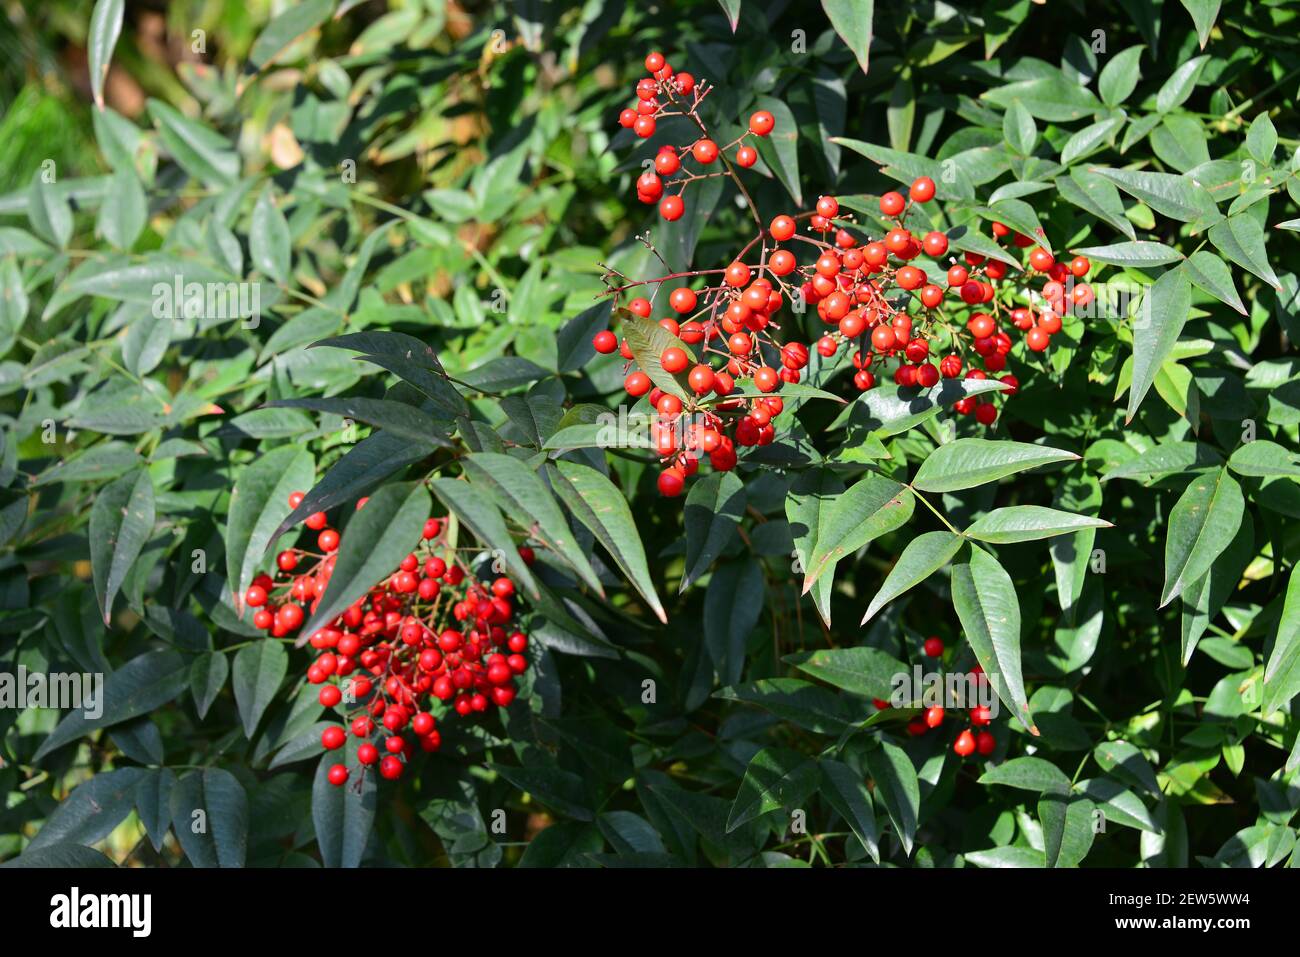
xmin=657 ymin=468 xmax=685 ymax=498
xmin=660 ymin=347 xmax=689 ymax=373
xmin=923 ymin=637 xmax=944 ymax=658
xmin=770 ymin=215 xmax=796 ymax=241
xmin=976 ymin=731 xmax=996 ymax=756
xmin=748 ymin=110 xmax=775 ymax=136
xmin=880 ymin=192 xmax=905 ymax=217
xmin=816 ymin=195 xmax=839 ymax=219
xmin=327 ymin=764 xmax=349 ymax=786
xmin=910 ymin=176 xmax=936 ymax=202
xmin=735 ymin=145 xmax=757 ymax=168
xmin=692 ymin=139 xmax=719 ymax=164
xmin=954 ymin=730 xmax=976 ymax=756
xmin=659 ymin=195 xmax=684 ymax=220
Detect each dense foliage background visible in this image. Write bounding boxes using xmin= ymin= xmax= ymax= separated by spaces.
xmin=1 ymin=0 xmax=1298 ymax=869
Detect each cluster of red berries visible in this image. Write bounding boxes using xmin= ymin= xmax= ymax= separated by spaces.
xmin=598 ymin=52 xmax=1100 ymax=477
xmin=617 ymin=50 xmax=776 ymax=223
xmin=592 ymin=269 xmax=805 ymax=497
xmin=782 ymin=181 xmax=1092 ymax=427
xmin=872 ymin=637 xmax=997 ymax=758
xmin=243 ymin=492 xmax=533 ymax=786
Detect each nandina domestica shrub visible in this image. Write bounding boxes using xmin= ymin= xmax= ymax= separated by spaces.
xmin=1 ymin=0 xmax=1299 ymax=879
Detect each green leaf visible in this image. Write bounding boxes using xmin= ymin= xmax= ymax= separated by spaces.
xmin=1002 ymin=100 xmax=1037 ymax=155
xmin=1127 ymin=266 xmax=1193 ymax=423
xmin=1180 ymin=0 xmax=1220 ymax=49
xmin=951 ymin=547 xmax=1036 ymax=734
xmin=1094 ymin=740 xmax=1160 ymax=795
xmin=1245 ymin=112 xmax=1276 ymax=165
xmin=821 ymin=0 xmax=874 ymax=74
xmin=429 ymin=478 xmax=538 ymax=598
xmin=88 ymin=0 xmax=125 ymax=110
xmin=965 ymin=845 xmax=1046 ymax=867
xmin=715 ymin=678 xmax=857 ymax=734
xmin=1160 ymin=468 xmax=1245 ymax=607
xmin=784 ymin=646 xmax=907 ymax=700
xmin=96 ymin=166 xmax=146 ymax=250
xmin=1090 ymin=167 xmax=1219 ymax=228
xmin=555 ymin=301 xmax=612 ymax=374
xmin=1055 ymin=168 xmax=1136 ymax=240
xmin=621 ymin=315 xmax=691 ymax=402
xmin=28 ymin=171 xmax=72 ymax=249
xmin=819 ymin=759 xmax=879 ymax=862
xmin=717 ymin=0 xmax=742 ymax=32
xmin=978 ymin=756 xmax=1071 ymax=793
xmin=982 ymin=74 xmax=1101 ymax=122
xmin=33 ymin=649 xmax=189 ymax=761
xmin=147 ymin=99 xmax=239 ymax=186
xmin=752 ymin=96 xmax=802 ymax=206
xmin=1039 ymin=794 xmax=1097 ymax=867
xmin=247 ymin=0 xmax=334 ymax=73
xmin=1060 ymin=116 xmax=1124 ymax=166
xmin=41 ymin=253 xmax=232 ymax=320
xmin=1263 ymin=569 xmax=1300 ymax=716
xmin=312 ymin=741 xmax=376 ymax=867
xmin=89 ymin=467 xmax=155 ymax=624
xmin=830 ymin=377 xmax=1008 ymax=436
xmin=787 ymin=469 xmax=843 ymax=624
xmin=1098 ymin=45 xmax=1144 ymax=106
xmin=984 ymin=198 xmax=1051 ymax=254
xmin=28 ymin=767 xmax=145 ymax=851
xmin=803 ymin=474 xmax=913 ymax=593
xmin=225 ymin=445 xmax=314 ymax=615
xmin=1229 ymin=440 xmax=1300 ymax=478
xmin=489 ymin=763 xmax=594 ymax=821
xmin=1073 ymin=241 xmax=1183 ymax=267
xmin=232 ymin=640 xmax=289 ymax=738
xmin=299 ymin=481 xmax=432 ymax=640
xmin=1208 ymin=214 xmax=1283 ymax=290
xmin=681 ymin=470 xmax=747 ymax=591
xmin=168 ymin=768 xmax=248 ymax=868
xmin=913 ymin=438 xmax=1078 ymax=493
xmin=272 ymin=431 xmax=429 ymax=541
xmin=1075 ymin=777 xmax=1159 ymax=832
xmin=463 ymin=453 xmax=604 ymax=596
xmin=1155 ymin=55 xmax=1208 ymax=113
xmin=704 ymin=559 xmax=764 ymax=687
xmin=1184 ymin=250 xmax=1246 ymax=314
xmin=726 ymin=747 xmax=819 ymax=832
xmin=861 ymin=530 xmax=963 ymax=624
xmin=548 ymin=461 xmax=665 ymax=622
xmin=250 ymin=188 xmax=291 ymax=283
xmin=865 ymin=741 xmax=919 ymax=855
xmin=135 ymin=768 xmax=177 ymax=851
xmin=965 ymin=505 xmax=1111 ymax=544
xmin=266 ymin=397 xmax=452 ymax=448
xmin=190 ymin=650 xmax=229 ymax=721
xmin=1181 ymin=518 xmax=1253 ymax=665
xmin=312 ymin=331 xmax=456 ymax=411
xmin=832 ymin=139 xmax=976 ymax=200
